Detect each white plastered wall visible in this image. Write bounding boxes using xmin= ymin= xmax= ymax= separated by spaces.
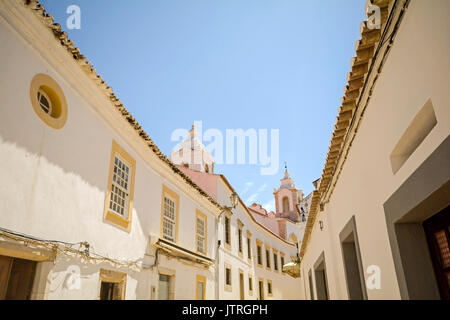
xmin=300 ymin=0 xmax=450 ymax=300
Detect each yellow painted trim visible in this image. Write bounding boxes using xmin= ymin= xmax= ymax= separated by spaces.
xmin=159 ymin=267 xmax=176 ymax=276
xmin=224 ymin=263 xmax=232 ymax=292
xmin=160 ymin=184 xmax=180 ymax=243
xmin=99 ymin=269 xmax=127 ymax=283
xmin=0 ymin=240 xmax=55 ymax=262
xmin=289 ymin=233 xmax=298 ymax=243
xmin=29 ymin=73 xmax=68 ymax=129
xmin=195 ymin=209 xmax=208 ymax=256
xmin=99 ymin=269 xmax=127 ymax=300
xmin=196 ymin=275 xmax=206 ymax=300
xmin=103 ymin=140 xmax=136 ymax=232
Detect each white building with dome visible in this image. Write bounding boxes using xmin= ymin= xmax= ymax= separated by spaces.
xmin=171 ymin=126 xmax=304 ymax=299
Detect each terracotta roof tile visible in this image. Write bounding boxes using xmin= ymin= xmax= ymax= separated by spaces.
xmin=300 ymin=0 xmax=402 ymax=259
xmin=23 ymin=0 xmax=222 ymax=211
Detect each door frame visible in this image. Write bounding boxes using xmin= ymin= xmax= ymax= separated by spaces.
xmin=383 ymin=136 xmax=450 ymax=299
xmin=239 ymin=270 xmax=245 ymax=300
xmin=258 ymin=278 xmax=264 ymax=300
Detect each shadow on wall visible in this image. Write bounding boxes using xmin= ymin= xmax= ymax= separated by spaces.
xmin=39 ymin=254 xmax=149 ymax=300
xmin=0 ymin=134 xmax=151 ymax=264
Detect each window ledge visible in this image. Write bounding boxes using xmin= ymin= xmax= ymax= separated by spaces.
xmin=157 ymin=238 xmax=215 ymax=266
xmin=104 ymin=210 xmax=131 ymax=232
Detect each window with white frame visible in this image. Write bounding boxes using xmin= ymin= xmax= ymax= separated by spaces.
xmin=109 ymin=156 xmax=131 ymax=217
xmin=163 ymin=196 xmax=176 ymax=241
xmin=196 ymin=215 xmax=206 ymax=254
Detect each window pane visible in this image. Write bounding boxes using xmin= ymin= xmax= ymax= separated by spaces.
xmin=110 ymin=155 xmax=131 ymax=217
xmin=163 ymin=218 xmax=174 ymax=241
xmin=225 ymin=217 xmax=230 ymax=244
xmin=37 ymin=91 xmax=51 ymax=114
xmin=257 ymin=246 xmax=262 ymax=264
xmin=197 ymin=282 xmax=205 ymax=300
xmin=196 ymin=216 xmax=206 ymax=254
xmin=238 ymin=229 xmax=242 ymax=252
xmin=197 ymin=218 xmax=205 ymax=236
xmin=163 ymin=197 xmax=176 ymax=241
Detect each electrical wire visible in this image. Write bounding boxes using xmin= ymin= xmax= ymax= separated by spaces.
xmin=0 ymin=226 xmax=152 ymax=270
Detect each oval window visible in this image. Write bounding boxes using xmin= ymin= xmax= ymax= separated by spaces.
xmin=30 ymin=74 xmax=68 ymax=129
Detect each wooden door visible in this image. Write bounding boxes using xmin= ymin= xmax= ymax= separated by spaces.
xmin=258 ymin=280 xmax=264 ymax=300
xmin=423 ymin=206 xmax=450 ymax=300
xmin=0 ymin=255 xmax=13 ymax=300
xmin=100 ymin=281 xmax=124 ymax=300
xmin=100 ymin=282 xmax=115 ymax=300
xmin=5 ymin=258 xmax=36 ymax=300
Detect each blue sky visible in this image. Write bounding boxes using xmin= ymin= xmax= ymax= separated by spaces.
xmin=41 ymin=0 xmax=366 ymax=212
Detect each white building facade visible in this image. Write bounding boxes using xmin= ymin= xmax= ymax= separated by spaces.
xmin=0 ymin=0 xmax=303 ymax=300
xmin=298 ymin=0 xmax=450 ymax=300
xmin=0 ymin=0 xmax=223 ymax=300
xmin=172 ymin=127 xmax=304 ymax=300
